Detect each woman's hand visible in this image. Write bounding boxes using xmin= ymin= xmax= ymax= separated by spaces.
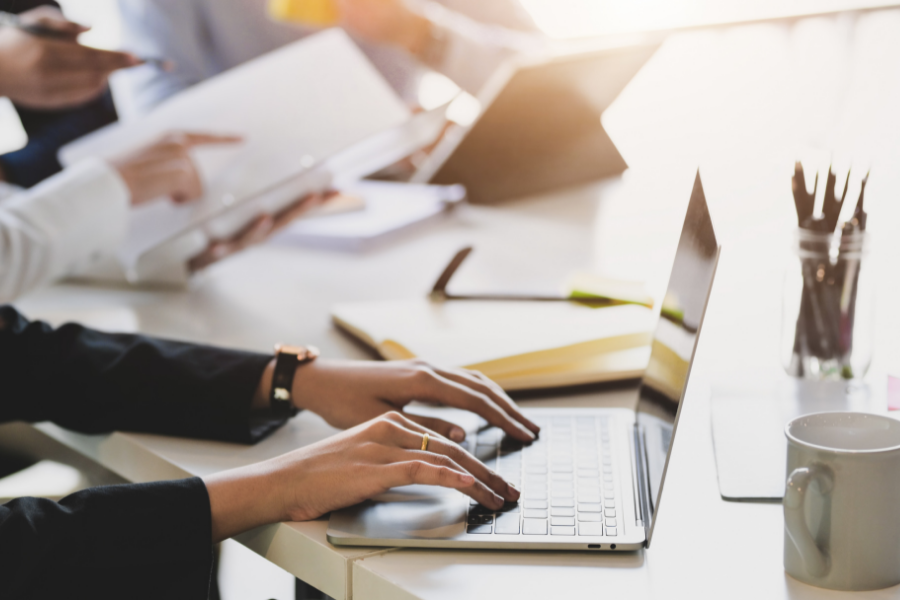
xmin=0 ymin=6 xmax=139 ymax=109
xmin=203 ymin=412 xmax=520 ymax=543
xmin=336 ymin=0 xmax=431 ymax=57
xmin=186 ymin=191 xmax=331 ymax=272
xmin=110 ymin=132 xmax=242 ymax=206
xmin=256 ymin=358 xmax=540 ymax=443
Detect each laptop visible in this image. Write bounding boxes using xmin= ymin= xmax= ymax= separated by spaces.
xmin=411 ymin=38 xmax=661 ymax=204
xmin=327 ymin=172 xmax=719 ymax=550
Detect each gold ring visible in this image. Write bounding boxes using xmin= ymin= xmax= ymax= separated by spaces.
xmin=421 ymin=433 xmax=430 ymax=452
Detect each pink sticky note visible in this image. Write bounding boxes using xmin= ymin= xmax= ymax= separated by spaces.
xmin=889 ymin=376 xmax=900 ymax=411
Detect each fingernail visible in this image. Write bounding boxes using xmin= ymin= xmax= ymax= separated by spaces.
xmin=450 ymin=427 xmax=465 ymax=442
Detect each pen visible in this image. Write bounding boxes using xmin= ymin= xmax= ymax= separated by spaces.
xmin=837 ymin=172 xmax=868 ymax=375
xmin=0 ymin=11 xmax=171 ymax=69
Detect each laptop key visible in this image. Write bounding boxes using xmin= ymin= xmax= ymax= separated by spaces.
xmin=578 ymin=523 xmax=604 ymax=536
xmin=606 ymin=527 xmax=617 ymax=537
xmin=550 ymin=498 xmax=575 ymax=508
xmin=551 ymin=517 xmax=575 ymax=526
xmin=467 ymin=523 xmax=492 ymax=534
xmin=606 ymin=518 xmax=617 ymax=527
xmin=467 ymin=514 xmax=493 ymax=525
xmin=577 ymin=513 xmax=603 ymax=522
xmin=551 ymin=507 xmax=575 ymax=517
xmin=523 ymin=509 xmax=548 ymax=519
xmin=523 ymin=500 xmax=548 ymax=510
xmin=551 ymin=526 xmax=576 ymax=536
xmin=499 ymin=501 xmax=521 ymax=513
xmin=578 ymin=503 xmax=603 ymax=512
xmin=495 ymin=514 xmax=521 ymax=535
xmin=470 ymin=504 xmax=495 ymax=515
xmin=605 ymin=509 xmax=616 ymax=518
xmin=604 ymin=500 xmax=616 ymax=508
xmin=523 ymin=519 xmax=548 ymax=535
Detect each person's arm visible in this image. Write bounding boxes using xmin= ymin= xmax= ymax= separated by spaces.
xmin=0 ymin=305 xmax=280 ymax=443
xmin=116 ymin=0 xmax=219 ymax=113
xmin=0 ymin=478 xmax=215 ymax=599
xmin=0 ymin=132 xmax=241 ymax=302
xmin=336 ymin=0 xmax=546 ymax=95
xmin=0 ymin=90 xmax=119 ymax=189
xmin=0 ymin=158 xmax=131 ymax=302
xmin=417 ymin=1 xmax=546 ymax=94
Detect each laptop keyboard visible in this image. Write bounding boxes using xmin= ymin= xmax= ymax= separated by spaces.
xmin=464 ymin=416 xmax=619 ymax=538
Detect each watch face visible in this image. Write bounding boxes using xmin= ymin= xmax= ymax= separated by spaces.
xmin=275 ymin=344 xmax=304 ymax=356
xmin=274 ymin=344 xmax=320 ymax=361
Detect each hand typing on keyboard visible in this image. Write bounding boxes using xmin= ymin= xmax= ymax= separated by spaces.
xmin=466 ymin=417 xmax=619 ymax=538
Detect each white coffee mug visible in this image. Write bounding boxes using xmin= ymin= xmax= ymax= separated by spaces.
xmin=784 ymin=411 xmax=900 ymax=591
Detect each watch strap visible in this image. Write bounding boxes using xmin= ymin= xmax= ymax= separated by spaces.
xmin=270 ymin=344 xmax=319 ymax=418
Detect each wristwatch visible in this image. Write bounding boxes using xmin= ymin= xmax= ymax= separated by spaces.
xmin=270 ymin=343 xmax=320 ymax=418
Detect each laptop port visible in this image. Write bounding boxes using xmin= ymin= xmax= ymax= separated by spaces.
xmin=588 ymin=544 xmax=601 ymax=549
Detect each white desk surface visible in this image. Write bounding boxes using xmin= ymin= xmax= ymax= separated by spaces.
xmin=12 ymin=8 xmax=900 ymax=599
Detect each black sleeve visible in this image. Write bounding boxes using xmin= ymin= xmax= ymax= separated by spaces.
xmin=0 ymin=478 xmax=215 ymax=600
xmin=0 ymin=1 xmax=119 ymax=189
xmin=0 ymin=305 xmax=284 ymax=444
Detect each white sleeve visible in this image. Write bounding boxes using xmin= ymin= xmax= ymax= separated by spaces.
xmin=0 ymin=159 xmax=130 ymax=302
xmin=421 ymin=1 xmax=547 ymax=94
xmin=116 ymin=0 xmax=219 ymax=114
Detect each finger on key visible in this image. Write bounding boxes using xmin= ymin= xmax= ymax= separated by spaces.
xmin=389 ymin=417 xmax=519 ymax=502
xmin=379 ymin=461 xmax=491 ymax=502
xmin=434 ymin=366 xmax=540 ymax=435
xmin=391 ymin=448 xmax=505 ymax=508
xmin=415 ymin=369 xmax=536 ymax=442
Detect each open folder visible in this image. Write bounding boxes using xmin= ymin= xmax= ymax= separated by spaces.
xmin=59 ymin=29 xmax=449 ymax=278
xmin=332 ymin=300 xmax=655 ymax=391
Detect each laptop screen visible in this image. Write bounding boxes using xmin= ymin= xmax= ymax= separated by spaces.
xmin=636 ymin=172 xmax=719 ymax=544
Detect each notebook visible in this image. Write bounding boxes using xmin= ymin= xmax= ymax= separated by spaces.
xmin=332 ymin=300 xmax=655 ymax=390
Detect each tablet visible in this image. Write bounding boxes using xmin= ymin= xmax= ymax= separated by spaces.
xmin=412 ymin=38 xmax=662 ymax=203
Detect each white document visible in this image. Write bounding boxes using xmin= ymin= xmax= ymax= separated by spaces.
xmin=276 ymin=180 xmax=466 ymax=251
xmin=59 ymin=29 xmax=421 ymax=271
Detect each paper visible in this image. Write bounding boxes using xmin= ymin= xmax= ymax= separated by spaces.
xmin=59 ymin=29 xmax=411 ymax=267
xmin=276 ymin=180 xmax=465 ymax=251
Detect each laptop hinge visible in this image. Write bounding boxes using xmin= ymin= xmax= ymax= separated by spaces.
xmin=633 ymin=423 xmax=651 ymax=536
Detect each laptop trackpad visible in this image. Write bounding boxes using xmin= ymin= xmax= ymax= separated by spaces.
xmin=329 ymin=485 xmax=467 ymax=540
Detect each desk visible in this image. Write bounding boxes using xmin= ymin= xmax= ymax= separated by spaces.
xmin=10 ymin=7 xmax=900 ymax=599
xmin=12 ymin=181 xmax=627 ymax=599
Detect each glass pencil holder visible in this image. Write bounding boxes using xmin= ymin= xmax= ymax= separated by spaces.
xmin=781 ymin=228 xmax=873 ymax=379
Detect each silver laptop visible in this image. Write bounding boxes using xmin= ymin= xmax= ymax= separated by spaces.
xmin=328 ymin=172 xmax=719 ymax=551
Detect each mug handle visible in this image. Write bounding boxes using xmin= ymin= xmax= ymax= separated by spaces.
xmin=784 ymin=463 xmax=834 ymax=578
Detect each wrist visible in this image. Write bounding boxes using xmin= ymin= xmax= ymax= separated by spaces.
xmin=204 ymin=462 xmax=287 ymax=542
xmin=251 ymin=348 xmax=320 ymax=414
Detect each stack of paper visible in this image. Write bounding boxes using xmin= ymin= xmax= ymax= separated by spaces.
xmin=332 ymin=299 xmax=655 ymax=390
xmin=277 ymin=180 xmax=466 ymax=251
